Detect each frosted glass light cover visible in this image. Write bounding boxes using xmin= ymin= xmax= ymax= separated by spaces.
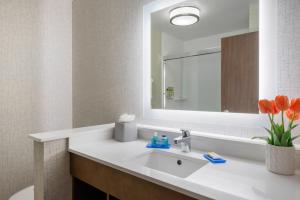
xmin=170 ymin=6 xmax=200 ymax=26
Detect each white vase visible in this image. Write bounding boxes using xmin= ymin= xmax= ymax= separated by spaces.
xmin=266 ymin=144 xmax=295 ymax=175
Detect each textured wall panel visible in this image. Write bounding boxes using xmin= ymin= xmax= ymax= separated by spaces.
xmin=277 ymin=0 xmax=300 ymax=139
xmin=34 ymin=140 xmax=72 ymax=200
xmin=277 ymin=0 xmax=300 ymax=98
xmin=0 ymin=2 xmax=37 ymax=198
xmin=44 ymin=140 xmax=72 ymax=200
xmin=0 ymin=0 xmax=72 ymax=199
xmin=72 ymin=0 xmax=151 ymax=127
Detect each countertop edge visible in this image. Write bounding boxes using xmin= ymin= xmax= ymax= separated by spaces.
xmin=28 ymin=123 xmax=115 ymax=142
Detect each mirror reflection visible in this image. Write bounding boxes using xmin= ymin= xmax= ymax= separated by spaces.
xmin=151 ymin=0 xmax=259 ymax=113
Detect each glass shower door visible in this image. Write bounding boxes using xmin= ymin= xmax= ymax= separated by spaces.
xmin=163 ymin=52 xmax=221 ymax=111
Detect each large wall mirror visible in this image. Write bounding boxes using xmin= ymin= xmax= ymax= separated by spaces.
xmin=151 ymin=0 xmax=259 ymax=114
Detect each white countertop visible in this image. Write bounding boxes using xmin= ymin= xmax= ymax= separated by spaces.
xmin=69 ymin=138 xmax=300 ymax=200
xmin=29 ymin=124 xmax=114 ymax=142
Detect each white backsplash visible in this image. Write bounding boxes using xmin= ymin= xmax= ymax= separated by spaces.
xmin=138 ymin=125 xmax=300 ymax=169
xmin=140 ymin=118 xmax=300 ymax=145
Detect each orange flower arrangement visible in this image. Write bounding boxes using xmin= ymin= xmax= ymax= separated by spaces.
xmin=253 ymin=96 xmax=300 ymax=146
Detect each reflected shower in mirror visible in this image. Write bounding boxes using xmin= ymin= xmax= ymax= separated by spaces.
xmin=151 ymin=0 xmax=259 ymax=113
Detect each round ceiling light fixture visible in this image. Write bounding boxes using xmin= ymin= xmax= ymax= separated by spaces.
xmin=170 ymin=6 xmax=200 ymax=26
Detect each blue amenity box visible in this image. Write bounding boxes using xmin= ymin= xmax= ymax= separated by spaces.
xmin=146 ymin=143 xmax=171 ymax=149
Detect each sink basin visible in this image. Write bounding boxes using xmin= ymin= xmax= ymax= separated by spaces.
xmin=131 ymin=150 xmax=208 ymax=178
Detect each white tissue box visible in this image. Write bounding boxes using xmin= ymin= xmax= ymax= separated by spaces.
xmin=114 ymin=121 xmax=137 ymax=142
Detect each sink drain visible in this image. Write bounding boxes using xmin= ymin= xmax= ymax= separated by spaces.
xmin=177 ymin=160 xmax=182 ymax=165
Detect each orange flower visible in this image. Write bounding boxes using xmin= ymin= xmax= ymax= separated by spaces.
xmin=258 ymin=99 xmax=273 ymax=114
xmin=290 ymin=98 xmax=300 ymax=113
xmin=275 ymin=95 xmax=289 ymax=111
xmin=286 ymin=109 xmax=300 ymax=121
xmin=270 ymin=100 xmax=280 ymax=114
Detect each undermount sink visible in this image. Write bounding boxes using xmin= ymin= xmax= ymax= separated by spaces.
xmin=131 ymin=150 xmax=208 ymax=178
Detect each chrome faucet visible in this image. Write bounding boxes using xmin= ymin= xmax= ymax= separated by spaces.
xmin=174 ymin=129 xmax=191 ymax=153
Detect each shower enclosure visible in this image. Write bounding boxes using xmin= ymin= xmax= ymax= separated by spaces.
xmin=162 ymin=48 xmax=221 ymax=111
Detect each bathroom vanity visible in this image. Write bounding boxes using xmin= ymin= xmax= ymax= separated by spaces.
xmin=70 ymin=154 xmax=205 ymax=200
xmin=29 ymin=123 xmax=300 ymax=200
xmin=62 ymin=124 xmax=300 ymax=200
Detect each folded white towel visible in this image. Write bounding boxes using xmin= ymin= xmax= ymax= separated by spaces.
xmin=118 ymin=113 xmax=135 ymax=123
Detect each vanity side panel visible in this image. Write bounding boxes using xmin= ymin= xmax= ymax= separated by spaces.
xmin=34 ymin=139 xmax=72 ymax=200
xmin=44 ymin=139 xmax=72 ymax=200
xmin=70 ymin=154 xmax=211 ymax=200
xmin=34 ymin=142 xmax=45 ymax=200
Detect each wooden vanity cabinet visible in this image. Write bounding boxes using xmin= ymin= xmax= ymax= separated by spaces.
xmin=70 ymin=153 xmax=211 ymax=200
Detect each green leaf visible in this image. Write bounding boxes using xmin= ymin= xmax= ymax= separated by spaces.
xmin=273 ymin=124 xmax=280 ymax=132
xmin=274 ymin=124 xmax=284 ymax=134
xmin=281 ymin=131 xmax=291 ymax=146
xmin=273 ymin=132 xmax=281 ymax=146
xmin=291 ymin=124 xmax=298 ymax=130
xmin=264 ymin=127 xmax=273 ymax=135
xmin=273 ymin=124 xmax=285 ymax=141
xmin=292 ymin=135 xmax=300 ymax=141
xmin=270 ymin=133 xmax=274 ymax=145
xmin=264 ymin=127 xmax=274 ymax=145
xmin=288 ymin=138 xmax=293 ymax=147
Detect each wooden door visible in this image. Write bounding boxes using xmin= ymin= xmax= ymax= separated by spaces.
xmin=221 ymin=31 xmax=259 ymax=113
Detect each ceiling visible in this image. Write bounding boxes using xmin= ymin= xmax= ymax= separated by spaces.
xmin=152 ymin=0 xmax=259 ymax=41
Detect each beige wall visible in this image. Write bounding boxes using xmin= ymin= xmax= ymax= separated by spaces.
xmin=277 ymin=0 xmax=300 ymax=98
xmin=73 ymin=0 xmax=152 ymax=127
xmin=0 ymin=0 xmax=72 ymax=199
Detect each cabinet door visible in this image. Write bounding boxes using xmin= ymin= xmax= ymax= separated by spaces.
xmin=71 ymin=154 xmax=210 ymax=200
xmin=221 ymin=32 xmax=259 ymax=113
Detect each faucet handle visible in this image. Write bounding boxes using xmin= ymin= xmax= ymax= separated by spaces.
xmin=180 ymin=129 xmax=191 ymax=137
